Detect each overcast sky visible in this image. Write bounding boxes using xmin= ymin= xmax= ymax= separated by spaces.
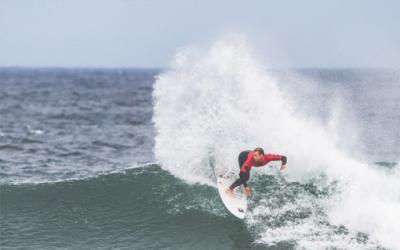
xmin=0 ymin=0 xmax=399 ymax=68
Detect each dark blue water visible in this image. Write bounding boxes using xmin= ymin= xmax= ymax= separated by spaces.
xmin=0 ymin=68 xmax=156 ymax=184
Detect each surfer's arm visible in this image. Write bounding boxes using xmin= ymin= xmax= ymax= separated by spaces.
xmin=265 ymin=154 xmax=287 ymax=171
xmin=265 ymin=154 xmax=287 ymax=164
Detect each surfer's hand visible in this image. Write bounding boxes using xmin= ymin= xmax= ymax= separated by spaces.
xmin=280 ymin=164 xmax=286 ymax=172
xmin=244 ymin=186 xmax=252 ymax=196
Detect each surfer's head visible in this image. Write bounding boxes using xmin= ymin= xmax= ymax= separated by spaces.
xmin=253 ymin=147 xmax=264 ymax=163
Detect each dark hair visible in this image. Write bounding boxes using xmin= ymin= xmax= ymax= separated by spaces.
xmin=253 ymin=147 xmax=264 ymax=155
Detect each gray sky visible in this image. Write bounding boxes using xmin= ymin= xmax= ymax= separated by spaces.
xmin=0 ymin=0 xmax=399 ymax=68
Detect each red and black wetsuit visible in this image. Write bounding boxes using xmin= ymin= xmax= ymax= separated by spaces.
xmin=229 ymin=150 xmax=287 ymax=190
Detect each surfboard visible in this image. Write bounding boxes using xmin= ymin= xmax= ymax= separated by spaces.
xmin=216 ymin=172 xmax=247 ymax=219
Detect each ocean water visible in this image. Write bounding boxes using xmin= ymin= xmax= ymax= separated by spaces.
xmin=1 ymin=43 xmax=400 ymax=249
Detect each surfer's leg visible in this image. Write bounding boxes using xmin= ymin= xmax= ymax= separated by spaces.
xmin=239 ymin=171 xmax=250 ymax=187
xmin=229 ymin=151 xmax=251 ymax=191
xmin=229 ymin=171 xmax=250 ymax=190
xmin=229 ymin=178 xmax=243 ymax=190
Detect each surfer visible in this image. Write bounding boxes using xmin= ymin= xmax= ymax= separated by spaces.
xmin=226 ymin=147 xmax=287 ymax=196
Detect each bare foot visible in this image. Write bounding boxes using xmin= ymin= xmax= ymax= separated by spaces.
xmin=225 ymin=188 xmax=234 ymax=196
xmin=244 ymin=186 xmax=252 ymax=196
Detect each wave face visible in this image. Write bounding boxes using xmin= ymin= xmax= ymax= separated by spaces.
xmin=1 ymin=165 xmax=247 ymax=249
xmin=153 ymin=39 xmax=400 ymax=249
xmin=2 ymin=164 xmax=397 ymax=249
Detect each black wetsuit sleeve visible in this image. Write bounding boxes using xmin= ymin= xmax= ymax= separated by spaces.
xmin=281 ymin=156 xmax=287 ymax=165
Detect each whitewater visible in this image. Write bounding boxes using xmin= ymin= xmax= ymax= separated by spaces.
xmin=153 ymin=39 xmax=400 ymax=249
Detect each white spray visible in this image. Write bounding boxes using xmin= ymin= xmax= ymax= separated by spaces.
xmin=153 ymin=38 xmax=400 ymax=249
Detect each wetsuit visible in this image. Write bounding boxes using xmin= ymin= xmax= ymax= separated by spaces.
xmin=229 ymin=150 xmax=287 ymax=190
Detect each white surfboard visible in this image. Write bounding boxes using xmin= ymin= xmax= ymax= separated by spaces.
xmin=216 ymin=172 xmax=247 ymax=219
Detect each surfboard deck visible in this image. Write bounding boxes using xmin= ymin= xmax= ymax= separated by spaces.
xmin=216 ymin=172 xmax=247 ymax=219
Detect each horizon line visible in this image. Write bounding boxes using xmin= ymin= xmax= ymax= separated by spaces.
xmin=1 ymin=66 xmax=399 ymax=71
